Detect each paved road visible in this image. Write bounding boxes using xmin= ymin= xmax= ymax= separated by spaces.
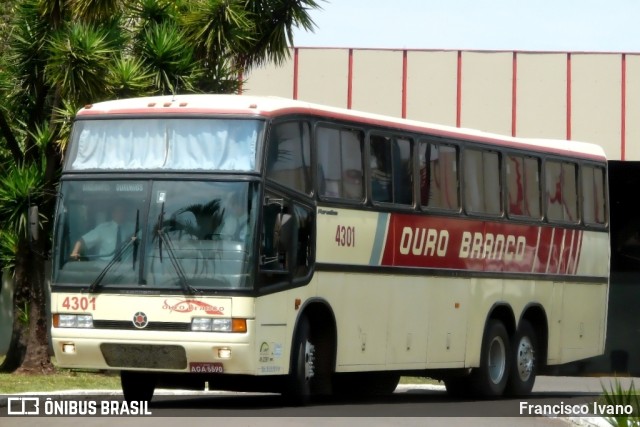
xmin=1 ymin=376 xmax=633 ymax=426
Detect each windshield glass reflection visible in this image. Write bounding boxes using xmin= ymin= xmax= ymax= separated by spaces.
xmin=53 ymin=180 xmax=257 ymax=291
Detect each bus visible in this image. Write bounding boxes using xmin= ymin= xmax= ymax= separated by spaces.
xmin=49 ymin=94 xmax=609 ymax=402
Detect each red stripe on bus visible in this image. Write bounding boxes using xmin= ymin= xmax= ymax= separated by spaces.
xmin=530 ymin=227 xmax=542 ymax=273
xmin=379 ymin=214 xmax=585 ymax=275
xmin=557 ymin=229 xmax=566 ymax=274
xmin=535 ymin=227 xmax=553 ymax=274
xmin=549 ymin=227 xmax=565 ymax=274
xmin=572 ymin=229 xmax=582 ymax=274
xmin=559 ymin=229 xmax=575 ymax=274
xmin=564 ymin=229 xmax=577 ymax=275
xmin=573 ymin=230 xmax=584 ymax=275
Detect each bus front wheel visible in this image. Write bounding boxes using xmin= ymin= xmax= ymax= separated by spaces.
xmin=121 ymin=371 xmax=156 ymax=403
xmin=505 ymin=319 xmax=537 ymax=396
xmin=285 ymin=316 xmax=316 ymax=404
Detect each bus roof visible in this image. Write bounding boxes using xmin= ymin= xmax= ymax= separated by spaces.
xmin=77 ymin=94 xmax=607 ymax=162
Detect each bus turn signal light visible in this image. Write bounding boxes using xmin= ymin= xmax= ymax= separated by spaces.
xmin=232 ymin=318 xmax=247 ymax=333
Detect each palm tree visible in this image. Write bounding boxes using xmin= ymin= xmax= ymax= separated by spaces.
xmin=0 ymin=0 xmax=321 ymax=372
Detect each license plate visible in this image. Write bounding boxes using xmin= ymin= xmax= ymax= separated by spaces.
xmin=189 ymin=362 xmax=224 ymax=373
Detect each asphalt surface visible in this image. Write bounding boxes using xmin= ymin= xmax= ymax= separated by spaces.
xmin=1 ymin=376 xmax=635 ymax=426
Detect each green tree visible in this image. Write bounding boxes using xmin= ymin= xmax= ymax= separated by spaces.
xmin=0 ymin=0 xmax=321 ymax=373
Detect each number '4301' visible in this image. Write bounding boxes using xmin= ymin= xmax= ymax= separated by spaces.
xmin=335 ymin=225 xmax=356 ymax=247
xmin=62 ymin=296 xmax=96 ymax=311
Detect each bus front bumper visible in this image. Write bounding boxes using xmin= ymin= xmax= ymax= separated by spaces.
xmin=51 ymin=326 xmax=256 ymax=375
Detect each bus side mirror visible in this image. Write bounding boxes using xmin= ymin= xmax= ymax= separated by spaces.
xmin=28 ymin=205 xmax=39 ymax=242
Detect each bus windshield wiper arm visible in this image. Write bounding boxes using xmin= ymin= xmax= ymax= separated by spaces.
xmin=155 ymin=202 xmax=200 ymax=295
xmin=87 ymin=233 xmax=138 ymax=293
xmin=132 ymin=209 xmax=140 ymax=271
xmin=156 ymin=231 xmax=200 ymax=295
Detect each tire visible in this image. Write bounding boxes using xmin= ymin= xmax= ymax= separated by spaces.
xmin=284 ymin=316 xmax=317 ymax=405
xmin=468 ymin=319 xmax=511 ymax=398
xmin=505 ymin=319 xmax=537 ymax=396
xmin=121 ymin=371 xmax=156 ymax=403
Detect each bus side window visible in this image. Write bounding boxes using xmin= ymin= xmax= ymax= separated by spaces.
xmin=524 ymin=156 xmax=542 ymax=218
xmin=266 ymin=121 xmax=311 ymax=195
xmin=464 ymin=148 xmax=501 ymax=215
xmin=545 ymin=160 xmax=579 ymax=223
xmin=507 ymin=155 xmax=525 ymax=216
xmin=582 ymin=165 xmax=607 ymax=225
xmin=260 ymin=195 xmax=289 ymax=274
xmin=364 ymin=134 xmax=415 ymax=206
xmin=420 ymin=141 xmax=460 ymax=210
xmin=507 ymin=154 xmax=541 ymax=219
xmin=395 ymin=137 xmax=413 ymax=205
xmin=259 ymin=194 xmax=313 ymax=286
xmin=292 ymin=204 xmax=313 ymax=278
xmin=370 ymin=135 xmax=393 ymax=203
xmin=317 ymin=126 xmax=364 ymax=201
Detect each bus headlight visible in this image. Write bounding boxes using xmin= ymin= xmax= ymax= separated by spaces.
xmin=191 ymin=318 xmax=247 ymax=332
xmin=54 ymin=314 xmax=94 ymax=328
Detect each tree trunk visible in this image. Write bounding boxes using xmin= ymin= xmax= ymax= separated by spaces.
xmin=9 ymin=240 xmax=52 ymax=373
xmin=0 ymin=288 xmax=26 ymax=372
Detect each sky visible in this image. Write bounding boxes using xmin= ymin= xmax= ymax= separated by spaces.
xmin=292 ymin=0 xmax=640 ymax=53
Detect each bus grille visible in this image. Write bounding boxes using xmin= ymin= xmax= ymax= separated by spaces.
xmin=100 ymin=343 xmax=187 ymax=369
xmin=93 ymin=320 xmax=190 ymax=331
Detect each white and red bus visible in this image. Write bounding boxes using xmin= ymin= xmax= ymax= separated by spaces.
xmin=49 ymin=94 xmax=609 ymax=401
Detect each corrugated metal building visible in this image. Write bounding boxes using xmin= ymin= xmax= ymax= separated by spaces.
xmin=246 ymin=48 xmax=640 ymax=161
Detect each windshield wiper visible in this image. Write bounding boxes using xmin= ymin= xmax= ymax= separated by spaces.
xmin=155 ymin=202 xmax=200 ymax=295
xmin=132 ymin=209 xmax=140 ymax=270
xmin=87 ymin=229 xmax=138 ymax=294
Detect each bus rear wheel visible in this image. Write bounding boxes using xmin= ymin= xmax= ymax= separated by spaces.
xmin=121 ymin=371 xmax=156 ymax=403
xmin=451 ymin=319 xmax=510 ymax=398
xmin=505 ymin=319 xmax=537 ymax=396
xmin=475 ymin=319 xmax=510 ymax=397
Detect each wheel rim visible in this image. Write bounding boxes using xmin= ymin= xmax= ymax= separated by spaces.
xmin=516 ymin=336 xmax=534 ymax=382
xmin=304 ymin=340 xmax=316 ymax=382
xmin=488 ymin=335 xmax=506 ymax=384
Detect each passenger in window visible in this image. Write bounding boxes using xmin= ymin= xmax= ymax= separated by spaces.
xmin=343 ymin=169 xmax=363 ymax=199
xmin=70 ymin=202 xmax=134 ymax=261
xmin=391 ymin=140 xmax=412 ymax=205
xmin=419 ymin=149 xmax=430 ymax=205
xmin=370 ymin=141 xmax=392 ymax=202
xmin=508 ymin=157 xmax=524 ymax=216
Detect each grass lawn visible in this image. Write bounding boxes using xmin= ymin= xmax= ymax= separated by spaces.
xmin=0 ymin=369 xmax=121 ymax=394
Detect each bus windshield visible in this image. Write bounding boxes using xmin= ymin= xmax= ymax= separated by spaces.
xmin=65 ymin=118 xmax=263 ymax=172
xmin=53 ymin=180 xmax=258 ymax=291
